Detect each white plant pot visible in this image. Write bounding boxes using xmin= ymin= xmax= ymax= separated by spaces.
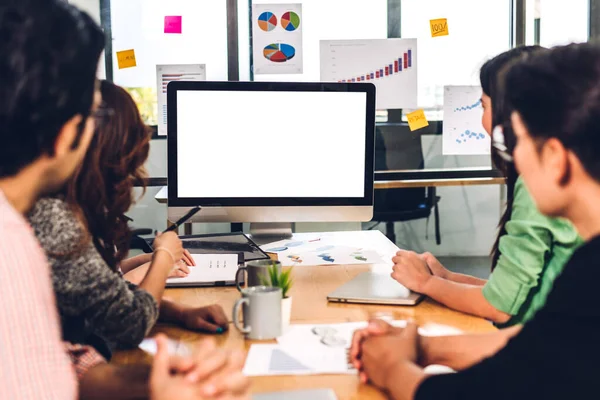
xmin=281 ymin=296 xmax=292 ymax=333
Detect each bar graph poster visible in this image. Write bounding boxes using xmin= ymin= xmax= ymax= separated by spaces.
xmin=156 ymin=64 xmax=206 ymax=136
xmin=252 ymin=4 xmax=303 ymax=75
xmin=443 ymin=86 xmax=490 ymax=155
xmin=320 ymin=39 xmax=417 ymax=109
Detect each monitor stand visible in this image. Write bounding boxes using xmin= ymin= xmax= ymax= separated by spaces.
xmin=250 ymin=223 xmax=293 ymax=242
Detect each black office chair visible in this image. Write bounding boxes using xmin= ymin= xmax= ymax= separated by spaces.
xmin=370 ymin=125 xmax=442 ymax=245
xmin=130 ymin=227 xmax=154 ymax=253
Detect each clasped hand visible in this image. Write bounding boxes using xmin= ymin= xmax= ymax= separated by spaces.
xmin=349 ymin=319 xmax=421 ymax=390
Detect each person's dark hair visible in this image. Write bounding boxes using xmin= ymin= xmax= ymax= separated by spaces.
xmin=0 ymin=1 xmax=105 ymax=178
xmin=480 ymin=46 xmax=545 ymax=270
xmin=66 ymin=81 xmax=151 ymax=270
xmin=503 ymin=42 xmax=600 ymax=184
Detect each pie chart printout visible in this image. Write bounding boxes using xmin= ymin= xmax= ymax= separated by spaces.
xmin=258 ymin=11 xmax=277 ymax=32
xmin=263 ymin=43 xmax=296 ymax=63
xmin=281 ymin=11 xmax=300 ymax=31
xmin=252 ymin=4 xmax=303 ymax=74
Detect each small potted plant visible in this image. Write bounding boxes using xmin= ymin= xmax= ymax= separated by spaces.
xmin=260 ymin=262 xmax=294 ymax=331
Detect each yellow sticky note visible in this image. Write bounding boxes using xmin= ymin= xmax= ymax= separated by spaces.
xmin=430 ymin=18 xmax=449 ymax=37
xmin=407 ymin=109 xmax=429 ymax=131
xmin=117 ymin=49 xmax=137 ymax=69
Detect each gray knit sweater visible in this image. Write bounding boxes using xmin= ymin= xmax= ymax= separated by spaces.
xmin=28 ymin=197 xmax=159 ymax=353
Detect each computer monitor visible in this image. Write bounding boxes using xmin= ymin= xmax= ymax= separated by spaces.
xmin=167 ymin=81 xmax=376 ymax=237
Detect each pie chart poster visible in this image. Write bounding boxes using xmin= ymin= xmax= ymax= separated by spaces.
xmin=252 ymin=4 xmax=303 ymax=75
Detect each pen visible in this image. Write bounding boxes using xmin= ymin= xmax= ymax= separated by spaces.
xmin=163 ymin=206 xmax=202 ymax=233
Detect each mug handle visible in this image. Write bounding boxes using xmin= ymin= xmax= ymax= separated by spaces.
xmin=235 ymin=267 xmax=247 ymax=292
xmin=232 ymin=298 xmax=251 ymax=334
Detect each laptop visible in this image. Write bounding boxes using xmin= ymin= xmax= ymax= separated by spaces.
xmin=327 ymin=272 xmax=423 ymax=306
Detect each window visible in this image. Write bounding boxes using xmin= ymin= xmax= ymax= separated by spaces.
xmin=110 ymin=0 xmax=228 ymax=125
xmin=401 ymin=0 xmax=511 ymax=119
xmin=243 ymin=0 xmax=388 ymax=82
xmin=526 ymin=0 xmax=589 ymax=47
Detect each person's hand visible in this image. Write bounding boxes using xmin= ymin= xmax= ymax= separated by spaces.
xmin=420 ymin=252 xmax=450 ymax=279
xmin=182 ymin=304 xmax=229 ymax=334
xmin=186 ymin=346 xmax=250 ymax=400
xmin=150 ymin=335 xmax=250 ymax=400
xmin=361 ymin=321 xmax=420 ymax=390
xmin=391 ymin=250 xmax=434 ymax=294
xmin=169 ymin=260 xmax=191 ymax=278
xmin=181 ymin=249 xmax=196 ymax=267
xmin=153 ymin=232 xmax=184 ymax=267
xmin=168 ymin=249 xmax=195 ymax=278
xmin=350 ymin=319 xmax=404 ymax=381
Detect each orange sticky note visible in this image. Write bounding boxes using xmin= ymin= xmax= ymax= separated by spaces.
xmin=407 ymin=109 xmax=429 ymax=131
xmin=117 ymin=49 xmax=137 ymax=69
xmin=430 ymin=18 xmax=449 ymax=37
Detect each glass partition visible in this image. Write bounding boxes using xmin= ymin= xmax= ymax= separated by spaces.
xmin=109 ymin=0 xmax=229 ymax=125
xmin=102 ymin=0 xmax=590 ymax=178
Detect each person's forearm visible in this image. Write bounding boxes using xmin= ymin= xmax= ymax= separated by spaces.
xmin=138 ymin=253 xmax=172 ymax=305
xmin=421 ymin=276 xmax=511 ymax=323
xmin=445 ymin=271 xmax=488 ymax=286
xmin=420 ymin=325 xmax=521 ymax=371
xmin=158 ymin=298 xmax=187 ymax=325
xmin=120 ymin=254 xmax=153 ymax=274
xmin=79 ymin=363 xmax=150 ymax=400
xmin=123 ymin=262 xmax=151 ymax=285
xmin=385 ymin=361 xmax=427 ymax=400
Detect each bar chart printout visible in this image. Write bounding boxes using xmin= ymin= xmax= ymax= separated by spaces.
xmin=156 ymin=64 xmax=206 ymax=136
xmin=442 ymin=85 xmax=491 ymax=155
xmin=319 ymin=39 xmax=418 ymax=109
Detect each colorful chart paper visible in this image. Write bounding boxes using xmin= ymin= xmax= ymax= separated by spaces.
xmin=443 ymin=86 xmax=490 ymax=155
xmin=258 ymin=11 xmax=277 ymax=32
xmin=116 ymin=49 xmax=137 ymax=69
xmin=263 ymin=43 xmax=296 ymax=62
xmin=320 ymin=39 xmax=418 ymax=109
xmin=407 ymin=109 xmax=429 ymax=131
xmin=430 ymin=18 xmax=449 ymax=37
xmin=164 ymin=16 xmax=182 ymax=34
xmin=281 ymin=11 xmax=300 ymax=31
xmin=252 ymin=4 xmax=303 ymax=74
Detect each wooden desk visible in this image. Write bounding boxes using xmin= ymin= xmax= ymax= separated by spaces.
xmin=113 ymin=265 xmax=495 ymax=399
xmin=376 ymin=177 xmax=506 ymax=189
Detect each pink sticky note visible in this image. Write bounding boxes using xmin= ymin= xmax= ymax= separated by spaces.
xmin=164 ymin=16 xmax=182 ymax=34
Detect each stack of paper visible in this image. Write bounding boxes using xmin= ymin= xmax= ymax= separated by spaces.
xmin=243 ymin=321 xmax=462 ymax=377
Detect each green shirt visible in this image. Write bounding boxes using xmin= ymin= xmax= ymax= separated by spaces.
xmin=482 ymin=177 xmax=582 ymax=327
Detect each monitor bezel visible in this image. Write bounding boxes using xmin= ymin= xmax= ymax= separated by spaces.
xmin=167 ymin=81 xmax=376 ymax=208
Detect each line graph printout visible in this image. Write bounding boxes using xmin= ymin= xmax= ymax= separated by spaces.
xmin=443 ymin=86 xmax=490 ymax=155
xmin=320 ymin=39 xmax=417 ymax=109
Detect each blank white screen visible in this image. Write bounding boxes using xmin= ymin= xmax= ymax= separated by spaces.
xmin=176 ymin=90 xmax=368 ymax=198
